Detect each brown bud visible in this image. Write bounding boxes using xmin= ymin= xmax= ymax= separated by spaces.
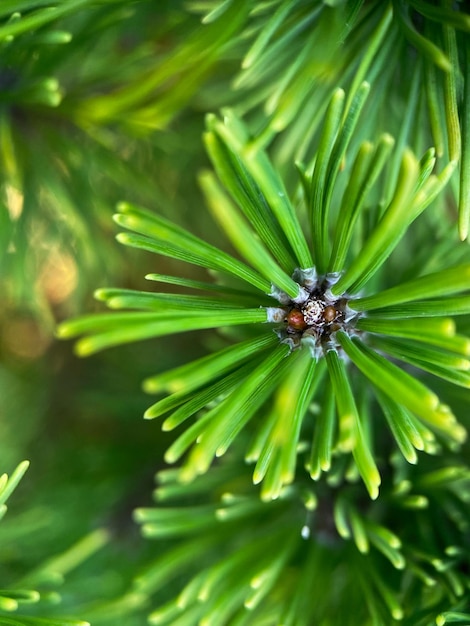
xmin=323 ymin=305 xmax=337 ymax=322
xmin=286 ymin=309 xmax=308 ymax=330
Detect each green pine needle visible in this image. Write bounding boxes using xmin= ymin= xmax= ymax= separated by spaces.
xmin=59 ymin=88 xmax=470 ymax=497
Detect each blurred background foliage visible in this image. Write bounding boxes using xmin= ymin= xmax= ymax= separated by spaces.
xmin=1 ymin=1 xmax=470 ymax=625
xmin=0 ymin=1 xmax=216 ymax=623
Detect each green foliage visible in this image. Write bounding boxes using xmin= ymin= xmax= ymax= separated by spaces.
xmin=60 ymin=98 xmax=469 ymax=504
xmin=3 ymin=1 xmax=470 ymax=625
xmin=129 ymin=453 xmax=470 ymax=625
xmin=0 ymin=0 xmax=212 ymax=326
xmin=0 ymin=461 xmax=109 ymax=625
